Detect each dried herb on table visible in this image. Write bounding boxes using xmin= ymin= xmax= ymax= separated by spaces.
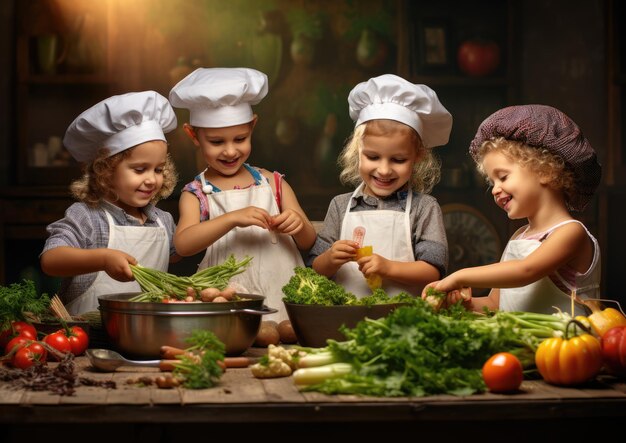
xmin=0 ymin=353 xmax=116 ymax=396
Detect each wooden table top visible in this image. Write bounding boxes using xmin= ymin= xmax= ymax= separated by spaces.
xmin=2 ymin=347 xmax=626 ymax=427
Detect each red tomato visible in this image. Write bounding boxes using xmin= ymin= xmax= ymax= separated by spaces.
xmin=0 ymin=321 xmax=37 ymax=347
xmin=601 ymin=326 xmax=626 ymax=376
xmin=482 ymin=352 xmax=524 ymax=392
xmin=43 ymin=332 xmax=72 ymax=359
xmin=12 ymin=342 xmax=47 ymax=369
xmin=457 ymin=40 xmax=501 ymax=77
xmin=4 ymin=335 xmax=31 ymax=355
xmin=57 ymin=326 xmax=89 ymax=356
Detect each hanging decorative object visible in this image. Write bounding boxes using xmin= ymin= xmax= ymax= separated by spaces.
xmin=286 ymin=10 xmax=325 ymax=66
xmin=356 ymin=28 xmax=388 ymax=68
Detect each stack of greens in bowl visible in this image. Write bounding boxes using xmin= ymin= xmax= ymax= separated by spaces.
xmin=281 ymin=267 xmax=415 ymax=347
xmin=282 ymin=267 xmax=414 ymax=306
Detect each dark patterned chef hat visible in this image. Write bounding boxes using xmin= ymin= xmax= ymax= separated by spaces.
xmin=469 ymin=104 xmax=601 ymax=211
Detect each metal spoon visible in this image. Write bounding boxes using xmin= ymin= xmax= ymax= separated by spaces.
xmin=86 ymin=348 xmax=161 ymax=372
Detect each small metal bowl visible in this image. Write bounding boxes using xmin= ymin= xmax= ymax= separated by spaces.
xmin=284 ymin=301 xmax=407 ymax=348
xmin=98 ymin=293 xmax=276 ymax=358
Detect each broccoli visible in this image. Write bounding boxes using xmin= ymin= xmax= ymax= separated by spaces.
xmin=282 ymin=267 xmax=357 ymax=306
xmin=358 ymin=289 xmax=416 ymax=306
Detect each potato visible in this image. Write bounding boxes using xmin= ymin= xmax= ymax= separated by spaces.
xmin=219 ymin=287 xmax=236 ymax=300
xmin=200 ymin=287 xmax=221 ymax=302
xmin=277 ymin=320 xmax=298 ymax=344
xmin=254 ymin=321 xmax=280 ymax=347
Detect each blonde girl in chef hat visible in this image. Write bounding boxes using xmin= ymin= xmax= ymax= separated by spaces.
xmin=40 ymin=90 xmax=180 ymax=315
xmin=169 ymin=67 xmax=317 ymax=322
xmin=421 ymin=104 xmax=602 ymax=316
xmin=308 ymin=74 xmax=452 ymax=298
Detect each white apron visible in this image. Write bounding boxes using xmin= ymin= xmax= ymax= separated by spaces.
xmin=499 ymin=220 xmax=601 ymax=316
xmin=334 ymin=183 xmax=416 ymax=298
xmin=198 ymin=171 xmax=304 ymax=322
xmin=66 ymin=209 xmax=170 ymax=315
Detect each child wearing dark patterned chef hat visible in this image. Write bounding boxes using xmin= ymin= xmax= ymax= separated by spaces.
xmin=40 ymin=90 xmax=180 ymax=315
xmin=169 ymin=67 xmax=316 ymax=322
xmin=422 ymin=104 xmax=602 ymax=315
xmin=307 ymin=74 xmax=452 ymax=298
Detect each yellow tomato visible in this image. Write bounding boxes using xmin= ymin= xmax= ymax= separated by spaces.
xmin=354 ymin=246 xmax=381 ymax=290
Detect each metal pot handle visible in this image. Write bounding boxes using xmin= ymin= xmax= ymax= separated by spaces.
xmin=229 ymin=305 xmax=278 ymax=316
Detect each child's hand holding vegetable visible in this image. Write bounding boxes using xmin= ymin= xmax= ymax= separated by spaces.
xmin=355 ymin=252 xmax=386 ymax=290
xmin=103 ymin=249 xmax=137 ymax=281
xmin=421 ymin=285 xmax=472 ymax=311
xmin=328 ymin=240 xmax=360 ymax=266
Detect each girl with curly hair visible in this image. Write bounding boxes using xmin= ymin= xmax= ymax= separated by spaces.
xmin=40 ymin=91 xmax=180 ymax=315
xmin=308 ymin=74 xmax=452 ymax=297
xmin=422 ymin=104 xmax=602 ymax=315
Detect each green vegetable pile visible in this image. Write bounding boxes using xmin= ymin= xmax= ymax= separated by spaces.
xmin=0 ymin=280 xmax=50 ymax=329
xmin=293 ymin=298 xmax=577 ymax=397
xmin=130 ymin=255 xmax=252 ymax=302
xmin=282 ymin=267 xmax=413 ymax=306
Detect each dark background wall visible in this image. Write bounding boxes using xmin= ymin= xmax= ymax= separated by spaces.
xmin=0 ymin=0 xmax=623 ymax=309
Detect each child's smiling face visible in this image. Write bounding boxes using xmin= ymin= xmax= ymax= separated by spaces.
xmin=483 ymin=150 xmax=545 ymax=220
xmin=110 ymin=140 xmax=168 ymax=218
xmin=359 ymin=129 xmax=417 ymax=198
xmin=193 ymin=121 xmax=255 ymax=177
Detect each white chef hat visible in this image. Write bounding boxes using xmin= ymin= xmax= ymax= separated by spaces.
xmin=169 ymin=67 xmax=268 ymax=128
xmin=63 ymin=90 xmax=177 ymax=163
xmin=348 ymin=74 xmax=452 ymax=148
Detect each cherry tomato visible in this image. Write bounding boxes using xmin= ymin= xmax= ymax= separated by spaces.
xmin=12 ymin=342 xmax=47 ymax=369
xmin=43 ymin=331 xmax=72 ymax=359
xmin=601 ymin=326 xmax=626 ymax=376
xmin=57 ymin=326 xmax=89 ymax=356
xmin=0 ymin=321 xmax=37 ymax=347
xmin=4 ymin=335 xmax=31 ymax=355
xmin=482 ymin=352 xmax=524 ymax=392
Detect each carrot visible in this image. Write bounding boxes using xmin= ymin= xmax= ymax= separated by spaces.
xmin=159 ymin=360 xmax=181 ymax=372
xmin=160 ymin=345 xmax=186 ymax=359
xmin=223 ymin=357 xmax=251 ymax=368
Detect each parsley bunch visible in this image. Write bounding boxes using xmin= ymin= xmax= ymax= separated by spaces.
xmin=296 ymin=299 xmax=551 ymax=397
xmin=0 ymin=280 xmax=50 ymax=330
xmin=172 ymin=330 xmax=226 ymax=389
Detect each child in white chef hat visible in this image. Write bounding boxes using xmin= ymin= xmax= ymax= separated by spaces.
xmin=40 ymin=90 xmax=180 ymax=315
xmin=308 ymin=74 xmax=452 ymax=298
xmin=421 ymin=105 xmax=602 ymax=315
xmin=169 ymin=67 xmax=317 ymax=322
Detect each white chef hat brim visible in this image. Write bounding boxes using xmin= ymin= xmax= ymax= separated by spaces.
xmin=63 ymin=90 xmax=177 ymax=163
xmin=104 ymin=120 xmax=168 ymax=158
xmin=348 ymin=74 xmax=452 ymax=148
xmin=188 ymin=103 xmax=254 ymax=128
xmin=169 ymin=67 xmax=268 ymax=128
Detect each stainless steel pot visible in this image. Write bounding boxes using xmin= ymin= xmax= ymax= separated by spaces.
xmin=98 ymin=293 xmax=276 ymax=358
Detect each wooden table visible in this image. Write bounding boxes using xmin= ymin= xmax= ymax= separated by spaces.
xmin=2 ymin=349 xmax=625 ymax=441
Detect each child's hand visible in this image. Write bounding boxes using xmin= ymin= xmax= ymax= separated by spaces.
xmin=270 ymin=209 xmax=304 ymax=236
xmin=233 ymin=206 xmax=273 ymax=230
xmin=420 ymin=282 xmax=472 ymax=310
xmin=356 ymin=253 xmax=388 ymax=279
xmin=328 ymin=240 xmax=360 ymax=266
xmin=103 ymin=250 xmax=137 ymax=282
